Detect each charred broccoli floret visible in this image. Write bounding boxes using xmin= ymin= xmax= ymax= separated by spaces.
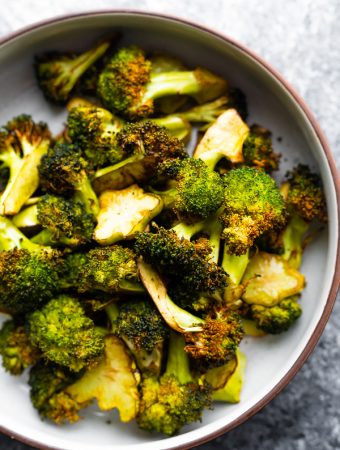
xmin=0 ymin=216 xmax=64 ymax=314
xmin=153 ymin=158 xmax=224 ymax=223
xmin=220 ymin=167 xmax=286 ymax=255
xmin=35 ymin=39 xmax=111 ymax=104
xmin=67 ymin=246 xmax=142 ymax=294
xmin=138 ymin=261 xmax=243 ymax=369
xmin=29 ymin=362 xmax=83 ymax=424
xmin=39 ymin=143 xmax=99 ymax=215
xmin=97 ymin=46 xmax=227 ymax=119
xmin=67 ymin=106 xmax=126 ymax=167
xmin=28 ymin=295 xmax=105 ymax=372
xmin=242 ymin=125 xmax=280 ymax=172
xmin=93 ymin=121 xmax=188 ymax=193
xmin=13 ymin=194 xmax=96 ymax=247
xmin=0 ymin=115 xmax=51 ymax=215
xmin=137 ymin=332 xmax=211 ymax=435
xmin=0 ymin=320 xmax=40 ymax=375
xmin=250 ymin=296 xmax=302 ymax=334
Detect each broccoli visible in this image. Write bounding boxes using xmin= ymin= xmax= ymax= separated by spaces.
xmin=242 ymin=125 xmax=280 ymax=172
xmin=220 ymin=167 xmax=286 ymax=255
xmin=35 ymin=39 xmax=111 ymax=104
xmin=241 ymin=252 xmax=305 ymax=306
xmin=151 ymin=116 xmax=192 ymax=143
xmin=66 ymin=246 xmax=143 ymax=295
xmin=67 ymin=105 xmax=126 ymax=168
xmin=137 ymin=332 xmax=211 ymax=435
xmin=250 ymin=296 xmax=302 ymax=334
xmin=221 ymin=244 xmax=250 ymax=303
xmin=97 ymin=46 xmax=228 ymax=119
xmin=138 ymin=261 xmax=243 ymax=369
xmin=107 ymin=300 xmax=168 ymax=375
xmin=0 ymin=319 xmax=40 ymax=375
xmin=0 ymin=115 xmax=51 ymax=215
xmin=134 ymin=226 xmax=227 ymax=296
xmin=13 ymin=194 xmax=96 ymax=247
xmin=152 ymin=158 xmax=224 ymax=223
xmin=29 ymin=361 xmax=83 ymax=424
xmin=28 ymin=295 xmax=105 ymax=372
xmin=93 ymin=185 xmax=163 ymax=245
xmin=39 ymin=143 xmax=99 ymax=215
xmin=93 ymin=121 xmax=188 ymax=193
xmin=0 ymin=216 xmax=64 ymax=314
xmin=194 ymin=109 xmax=249 ymax=169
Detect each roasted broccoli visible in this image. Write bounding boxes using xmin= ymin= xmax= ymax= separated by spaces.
xmin=0 ymin=319 xmax=40 ymax=375
xmin=242 ymin=125 xmax=280 ymax=172
xmin=153 ymin=158 xmax=224 ymax=223
xmin=39 ymin=143 xmax=99 ymax=215
xmin=35 ymin=39 xmax=111 ymax=104
xmin=0 ymin=115 xmax=51 ymax=215
xmin=97 ymin=46 xmax=227 ymax=119
xmin=28 ymin=295 xmax=105 ymax=372
xmin=220 ymin=167 xmax=286 ymax=255
xmin=0 ymin=216 xmax=64 ymax=314
xmin=137 ymin=332 xmax=211 ymax=435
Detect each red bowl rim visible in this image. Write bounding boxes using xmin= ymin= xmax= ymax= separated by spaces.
xmin=0 ymin=9 xmax=339 ymax=450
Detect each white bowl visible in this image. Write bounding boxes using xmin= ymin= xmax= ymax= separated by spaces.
xmin=0 ymin=10 xmax=339 ymax=450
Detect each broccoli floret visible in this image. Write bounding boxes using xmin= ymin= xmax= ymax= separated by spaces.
xmin=29 ymin=362 xmax=83 ymax=424
xmin=250 ymin=296 xmax=302 ymax=334
xmin=39 ymin=143 xmax=99 ymax=215
xmin=28 ymin=295 xmax=105 ymax=372
xmin=138 ymin=261 xmax=243 ymax=369
xmin=0 ymin=115 xmax=51 ymax=215
xmin=67 ymin=106 xmax=126 ymax=168
xmin=242 ymin=125 xmax=280 ymax=172
xmin=93 ymin=121 xmax=188 ymax=193
xmin=134 ymin=226 xmax=227 ymax=296
xmin=14 ymin=194 xmax=96 ymax=247
xmin=137 ymin=332 xmax=211 ymax=435
xmin=220 ymin=167 xmax=286 ymax=255
xmin=153 ymin=158 xmax=224 ymax=223
xmin=35 ymin=39 xmax=111 ymax=105
xmin=0 ymin=216 xmax=64 ymax=314
xmin=194 ymin=109 xmax=250 ymax=169
xmin=67 ymin=246 xmax=143 ymax=294
xmin=0 ymin=320 xmax=40 ymax=375
xmin=97 ymin=46 xmax=227 ymax=119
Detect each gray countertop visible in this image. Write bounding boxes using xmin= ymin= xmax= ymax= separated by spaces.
xmin=0 ymin=1 xmax=339 ymax=449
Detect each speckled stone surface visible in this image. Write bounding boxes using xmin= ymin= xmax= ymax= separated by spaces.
xmin=0 ymin=1 xmax=339 ymax=449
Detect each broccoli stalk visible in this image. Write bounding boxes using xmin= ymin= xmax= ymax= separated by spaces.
xmin=35 ymin=39 xmax=111 ymax=104
xmin=97 ymin=46 xmax=228 ymax=119
xmin=0 ymin=115 xmax=52 ymax=215
xmin=221 ymin=246 xmax=250 ymax=303
xmin=137 ymin=331 xmax=211 ymax=435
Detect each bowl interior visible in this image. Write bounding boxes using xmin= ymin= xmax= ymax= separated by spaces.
xmin=0 ymin=12 xmax=338 ymax=450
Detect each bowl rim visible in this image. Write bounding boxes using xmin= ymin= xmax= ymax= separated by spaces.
xmin=0 ymin=9 xmax=339 ymax=450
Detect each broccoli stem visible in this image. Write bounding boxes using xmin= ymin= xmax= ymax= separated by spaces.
xmin=31 ymin=229 xmax=79 ymax=247
xmin=149 ymin=187 xmax=178 ymax=209
xmin=151 ymin=116 xmax=191 ymax=142
xmin=0 ymin=150 xmax=23 ymax=213
xmin=138 ymin=260 xmax=204 ymax=333
xmin=105 ymin=302 xmax=119 ymax=327
xmin=198 ymin=151 xmax=224 ymax=171
xmin=94 ymin=153 xmax=144 ymax=180
xmin=12 ymin=204 xmax=39 ymax=228
xmin=165 ymin=332 xmax=193 ymax=384
xmin=172 ymin=220 xmax=206 ymax=240
xmin=178 ymin=96 xmax=228 ymax=123
xmin=0 ymin=216 xmax=42 ymax=252
xmin=282 ymin=214 xmax=309 ymax=269
xmin=221 ymin=247 xmax=250 ymax=286
xmin=74 ymin=177 xmax=99 ymax=216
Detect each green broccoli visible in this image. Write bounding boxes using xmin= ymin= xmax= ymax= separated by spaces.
xmin=220 ymin=167 xmax=286 ymax=255
xmin=97 ymin=46 xmax=227 ymax=119
xmin=137 ymin=332 xmax=211 ymax=435
xmin=28 ymin=295 xmax=105 ymax=372
xmin=0 ymin=115 xmax=52 ymax=215
xmin=0 ymin=319 xmax=40 ymax=375
xmin=93 ymin=121 xmax=188 ymax=193
xmin=0 ymin=216 xmax=64 ymax=314
xmin=35 ymin=39 xmax=111 ymax=104
xmin=242 ymin=125 xmax=280 ymax=172
xmin=138 ymin=261 xmax=243 ymax=369
xmin=250 ymin=296 xmax=302 ymax=334
xmin=39 ymin=143 xmax=99 ymax=215
xmin=13 ymin=194 xmax=96 ymax=247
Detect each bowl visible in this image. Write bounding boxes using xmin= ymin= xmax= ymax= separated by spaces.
xmin=0 ymin=10 xmax=339 ymax=450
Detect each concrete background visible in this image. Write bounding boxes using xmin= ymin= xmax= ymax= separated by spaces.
xmin=0 ymin=1 xmax=339 ymax=449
